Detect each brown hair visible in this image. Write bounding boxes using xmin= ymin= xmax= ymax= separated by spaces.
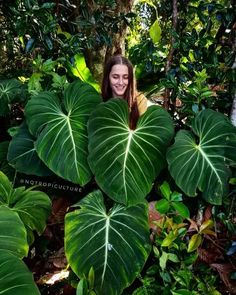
xmin=101 ymin=55 xmax=139 ymax=129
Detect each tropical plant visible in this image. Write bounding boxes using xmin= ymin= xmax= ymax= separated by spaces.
xmin=0 ymin=170 xmax=52 ymax=294
xmin=8 ymin=80 xmax=102 ymax=183
xmin=65 ymin=190 xmax=151 ymax=295
xmin=88 ymin=99 xmax=174 ymax=205
xmin=167 ymin=109 xmax=236 ymax=205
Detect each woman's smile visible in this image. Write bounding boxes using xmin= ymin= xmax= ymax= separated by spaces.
xmin=109 ymin=64 xmax=129 ymax=98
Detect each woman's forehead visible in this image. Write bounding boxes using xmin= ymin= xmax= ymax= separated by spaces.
xmin=110 ymin=64 xmax=129 ymax=75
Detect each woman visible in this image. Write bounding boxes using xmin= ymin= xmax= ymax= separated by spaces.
xmin=101 ymin=55 xmax=147 ymax=129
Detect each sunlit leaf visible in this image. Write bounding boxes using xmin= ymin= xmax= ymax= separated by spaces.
xmin=149 ymin=20 xmax=162 ymax=44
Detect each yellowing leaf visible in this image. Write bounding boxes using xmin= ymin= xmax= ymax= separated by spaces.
xmin=199 ymin=219 xmax=214 ymax=233
xmin=201 ymin=229 xmax=216 ymax=236
xmin=149 ymin=20 xmax=162 ymax=44
xmin=187 ymin=234 xmax=202 ymax=252
xmin=161 ymin=231 xmax=177 ymax=247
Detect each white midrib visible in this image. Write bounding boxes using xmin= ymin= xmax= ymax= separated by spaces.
xmin=123 ymin=130 xmax=133 ymax=202
xmin=101 ymin=216 xmax=110 ymax=286
xmin=198 ymin=144 xmax=222 ymax=185
xmin=66 ymin=113 xmax=80 ymax=177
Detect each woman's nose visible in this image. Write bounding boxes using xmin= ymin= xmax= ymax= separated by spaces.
xmin=118 ymin=77 xmax=124 ymax=84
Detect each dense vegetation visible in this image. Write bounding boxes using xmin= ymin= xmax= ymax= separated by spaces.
xmin=0 ymin=0 xmax=235 ymax=294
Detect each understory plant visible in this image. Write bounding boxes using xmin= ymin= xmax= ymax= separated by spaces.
xmin=2 ymin=76 xmax=235 ymax=294
xmin=0 ymin=171 xmax=51 ymax=294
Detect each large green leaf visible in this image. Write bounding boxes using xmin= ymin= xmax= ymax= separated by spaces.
xmin=0 ymin=79 xmax=23 ymax=116
xmin=167 ymin=109 xmax=236 ymax=204
xmin=0 ymin=206 xmax=28 ymax=258
xmin=149 ymin=20 xmax=162 ymax=44
xmin=0 ymin=171 xmax=52 ymax=240
xmin=88 ymin=99 xmax=174 ymax=205
xmin=25 ymin=80 xmax=101 ymax=185
xmin=0 ymin=249 xmax=40 ymax=295
xmin=65 ymin=190 xmax=151 ymax=295
xmin=68 ymin=54 xmax=101 ymax=92
xmin=7 ymin=123 xmax=53 ymax=176
xmin=0 ymin=141 xmax=15 ymax=180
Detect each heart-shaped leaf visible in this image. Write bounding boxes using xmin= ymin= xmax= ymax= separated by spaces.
xmin=65 ymin=190 xmax=151 ymax=295
xmin=25 ymin=80 xmax=101 ymax=185
xmin=0 ymin=171 xmax=51 ymax=242
xmin=8 ymin=123 xmax=52 ymax=176
xmin=0 ymin=79 xmax=23 ymax=115
xmin=167 ymin=109 xmax=236 ymax=205
xmin=88 ymin=99 xmax=174 ymax=205
xmin=0 ymin=206 xmax=28 ymax=258
xmin=0 ymin=249 xmax=40 ymax=295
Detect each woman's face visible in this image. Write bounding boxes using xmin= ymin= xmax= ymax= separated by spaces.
xmin=109 ymin=64 xmax=129 ymax=98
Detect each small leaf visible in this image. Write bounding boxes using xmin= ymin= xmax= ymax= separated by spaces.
xmin=172 ymin=202 xmax=190 ymax=219
xmin=76 ymin=278 xmax=87 ymax=295
xmin=153 ymin=245 xmax=160 ymax=258
xmin=160 ymin=251 xmax=168 ymax=270
xmin=149 ymin=20 xmax=162 ymax=44
xmin=171 ymin=192 xmax=182 ymax=202
xmin=161 ymin=231 xmax=177 ymax=247
xmin=199 ymin=219 xmax=214 ymax=233
xmin=187 ymin=234 xmax=202 ymax=252
xmin=168 ymin=253 xmax=179 ymax=263
xmin=156 ymin=199 xmax=170 ymax=214
xmin=160 ymin=181 xmax=171 ymax=200
xmin=229 ymin=178 xmax=236 ymax=184
xmin=88 ymin=266 xmax=95 ymax=290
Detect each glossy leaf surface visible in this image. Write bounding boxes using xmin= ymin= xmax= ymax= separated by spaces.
xmin=0 ymin=206 xmax=28 ymax=258
xmin=25 ymin=81 xmax=101 ymax=185
xmin=167 ymin=109 xmax=236 ymax=204
xmin=0 ymin=171 xmax=51 ymax=239
xmin=8 ymin=123 xmax=52 ymax=176
xmin=0 ymin=249 xmax=40 ymax=295
xmin=88 ymin=99 xmax=174 ymax=205
xmin=65 ymin=190 xmax=151 ymax=295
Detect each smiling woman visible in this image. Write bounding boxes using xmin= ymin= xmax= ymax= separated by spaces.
xmin=101 ymin=55 xmax=147 ymax=129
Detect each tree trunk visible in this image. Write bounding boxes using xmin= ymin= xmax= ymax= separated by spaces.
xmin=73 ymin=0 xmax=135 ymax=84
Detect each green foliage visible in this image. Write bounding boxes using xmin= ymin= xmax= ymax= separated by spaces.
xmin=67 ymin=54 xmax=101 ymax=92
xmin=0 ymin=170 xmax=52 ymax=244
xmin=0 ymin=170 xmax=50 ymax=294
xmin=156 ymin=181 xmax=190 ymax=218
xmin=88 ymin=99 xmax=174 ymax=205
xmin=167 ymin=109 xmax=236 ymax=204
xmin=8 ymin=80 xmax=102 ymax=184
xmin=65 ymin=190 xmax=151 ymax=295
xmin=0 ymin=249 xmax=40 ymax=295
xmin=143 ymin=182 xmax=222 ymax=294
xmin=0 ymin=206 xmax=28 ymax=258
xmin=0 ymin=1 xmax=235 ymax=294
xmin=0 ymin=79 xmax=26 ymax=116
